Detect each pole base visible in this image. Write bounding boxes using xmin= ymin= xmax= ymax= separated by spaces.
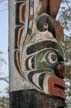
xmin=10 ymin=89 xmax=65 ymax=108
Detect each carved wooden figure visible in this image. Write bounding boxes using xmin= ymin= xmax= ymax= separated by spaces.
xmin=38 ymin=0 xmax=61 ymax=18
xmin=9 ymin=0 xmax=66 ymax=108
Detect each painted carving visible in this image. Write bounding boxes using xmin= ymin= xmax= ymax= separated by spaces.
xmin=38 ymin=0 xmax=61 ymax=18
xmin=14 ymin=0 xmax=66 ymax=107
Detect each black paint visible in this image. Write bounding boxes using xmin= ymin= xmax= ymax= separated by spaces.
xmin=25 ymin=55 xmax=35 ymax=70
xmin=15 ymin=26 xmax=22 ymax=49
xmin=16 ymin=2 xmax=24 ymax=25
xmin=37 ymin=14 xmax=56 ymax=37
xmin=39 ymin=73 xmax=45 ymax=88
xmin=10 ymin=90 xmax=66 ymax=108
xmin=26 ymin=40 xmax=63 ymax=55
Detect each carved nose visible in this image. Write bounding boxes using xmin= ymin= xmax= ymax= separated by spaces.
xmin=57 ymin=64 xmax=64 ymax=78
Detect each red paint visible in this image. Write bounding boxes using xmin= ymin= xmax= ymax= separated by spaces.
xmin=16 ymin=51 xmax=22 ymax=73
xmin=17 ymin=27 xmax=24 ymax=48
xmin=57 ymin=64 xmax=64 ymax=78
xmin=39 ymin=0 xmax=61 ymax=18
xmin=20 ymin=4 xmax=26 ymax=23
xmin=48 ymin=75 xmax=66 ymax=99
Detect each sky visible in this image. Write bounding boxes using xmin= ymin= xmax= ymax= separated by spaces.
xmin=0 ymin=0 xmax=71 ymax=97
xmin=0 ymin=0 xmax=8 ymax=97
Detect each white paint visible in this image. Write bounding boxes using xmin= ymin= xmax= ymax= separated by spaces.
xmin=9 ymin=0 xmax=35 ymax=92
xmin=28 ymin=56 xmax=33 ymax=70
xmin=43 ymin=74 xmax=50 ymax=94
xmin=32 ymin=72 xmax=45 ymax=89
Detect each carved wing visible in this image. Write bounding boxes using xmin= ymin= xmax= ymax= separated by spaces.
xmin=39 ymin=0 xmax=61 ymax=18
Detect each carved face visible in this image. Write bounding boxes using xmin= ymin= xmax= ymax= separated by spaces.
xmin=25 ymin=41 xmax=64 ymax=78
xmin=23 ymin=40 xmax=65 ymax=100
xmin=13 ymin=0 xmax=65 ymax=107
xmin=14 ymin=10 xmax=65 ymax=100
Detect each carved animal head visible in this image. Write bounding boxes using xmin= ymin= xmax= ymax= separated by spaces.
xmin=23 ymin=39 xmax=65 ymax=100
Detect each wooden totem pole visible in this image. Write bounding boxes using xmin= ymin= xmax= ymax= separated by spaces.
xmin=9 ymin=0 xmax=66 ymax=108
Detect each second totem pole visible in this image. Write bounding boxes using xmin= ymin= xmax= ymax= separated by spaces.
xmin=9 ymin=0 xmax=66 ymax=107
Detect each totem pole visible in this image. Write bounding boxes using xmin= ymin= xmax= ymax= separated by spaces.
xmin=9 ymin=0 xmax=66 ymax=108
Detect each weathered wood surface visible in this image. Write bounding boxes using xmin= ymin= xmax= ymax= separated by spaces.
xmin=9 ymin=0 xmax=66 ymax=108
xmin=10 ymin=90 xmax=65 ymax=108
xmin=38 ymin=0 xmax=61 ymax=18
xmin=53 ymin=20 xmax=64 ymax=45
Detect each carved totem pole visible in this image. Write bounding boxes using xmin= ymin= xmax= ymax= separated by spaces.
xmin=9 ymin=0 xmax=66 ymax=108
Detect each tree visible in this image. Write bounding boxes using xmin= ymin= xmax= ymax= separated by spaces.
xmin=58 ymin=0 xmax=71 ymax=107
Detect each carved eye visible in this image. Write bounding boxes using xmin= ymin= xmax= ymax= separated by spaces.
xmin=46 ymin=51 xmax=58 ymax=64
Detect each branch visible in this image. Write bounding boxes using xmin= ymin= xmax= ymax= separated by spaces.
xmin=65 ymin=0 xmax=71 ymax=10
xmin=0 ymin=77 xmax=9 ymax=83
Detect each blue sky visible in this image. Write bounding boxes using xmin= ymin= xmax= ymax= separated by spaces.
xmin=0 ymin=0 xmax=8 ymax=97
xmin=0 ymin=0 xmax=8 ymax=54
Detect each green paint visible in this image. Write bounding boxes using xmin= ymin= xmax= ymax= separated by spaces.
xmin=35 ymin=50 xmax=56 ymax=70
